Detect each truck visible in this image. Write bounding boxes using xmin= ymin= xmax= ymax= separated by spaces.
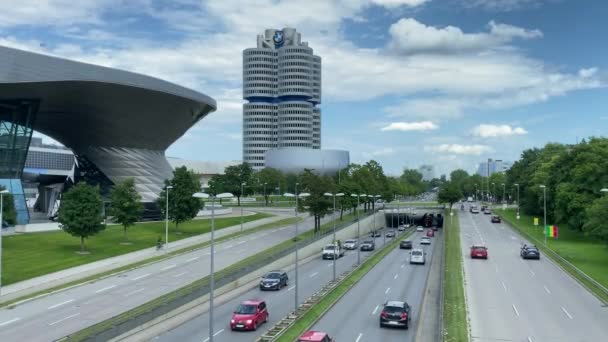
xmin=467 ymin=196 xmax=473 ymax=202
xmin=322 ymin=241 xmax=344 ymax=259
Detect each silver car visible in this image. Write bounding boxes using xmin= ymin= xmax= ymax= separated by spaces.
xmin=420 ymin=237 xmax=431 ymax=245
xmin=409 ymin=249 xmax=426 ymax=265
xmin=343 ymin=239 xmax=358 ymax=250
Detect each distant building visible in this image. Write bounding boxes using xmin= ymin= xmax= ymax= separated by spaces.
xmin=166 ymin=158 xmax=241 ymax=189
xmin=477 ymin=159 xmax=513 ymax=177
xmin=418 ymin=165 xmax=435 ymax=181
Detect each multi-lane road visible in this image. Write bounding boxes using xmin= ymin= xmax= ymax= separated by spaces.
xmin=311 ymin=229 xmax=438 ymax=342
xmin=0 ymin=214 xmax=330 ymax=342
xmin=156 ymin=229 xmax=412 ymax=341
xmin=460 ymin=206 xmax=608 ymax=342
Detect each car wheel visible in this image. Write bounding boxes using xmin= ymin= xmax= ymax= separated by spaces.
xmin=404 ymin=323 xmax=409 ymax=330
xmin=264 ymin=315 xmax=268 ymax=323
xmin=253 ymin=322 xmax=257 ymax=331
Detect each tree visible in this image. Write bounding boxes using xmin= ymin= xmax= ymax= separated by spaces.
xmin=58 ymin=182 xmax=105 ymax=253
xmin=0 ymin=185 xmax=17 ymax=225
xmin=157 ymin=166 xmax=202 ymax=232
xmin=437 ymin=181 xmax=463 ymax=210
xmin=400 ymin=168 xmax=424 ymax=194
xmin=256 ymin=168 xmax=286 ymax=205
xmin=299 ymin=169 xmax=333 ymax=233
xmin=583 ymin=196 xmax=608 ymax=243
xmin=109 ymin=178 xmax=143 ymax=242
xmin=222 ymin=163 xmax=254 ymax=206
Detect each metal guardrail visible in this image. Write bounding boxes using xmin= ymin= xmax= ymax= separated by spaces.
xmin=59 ymin=211 xmax=374 ymax=341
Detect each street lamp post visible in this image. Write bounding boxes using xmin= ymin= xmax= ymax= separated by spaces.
xmin=324 ymin=192 xmax=344 ymax=281
xmin=284 ymin=186 xmax=310 ymax=312
xmin=0 ymin=189 xmax=9 ymax=296
xmin=540 ymin=185 xmax=547 ymax=246
xmin=514 ymin=183 xmax=520 ymax=219
xmin=263 ymin=182 xmax=267 ymax=206
xmin=491 ymin=182 xmax=496 ymax=207
xmin=474 ymin=184 xmax=478 ymax=201
xmin=192 ymin=191 xmax=234 ymax=342
xmin=502 ymin=183 xmax=506 ymax=209
xmin=165 ymin=185 xmax=173 ymax=252
xmin=240 ymin=182 xmax=246 ymax=232
xmin=351 ymin=193 xmax=366 ymax=265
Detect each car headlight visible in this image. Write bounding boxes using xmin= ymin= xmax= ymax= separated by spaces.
xmin=231 ymin=319 xmax=235 ymax=323
xmin=246 ymin=320 xmax=253 ymax=324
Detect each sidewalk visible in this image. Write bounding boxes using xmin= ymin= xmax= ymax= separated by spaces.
xmin=1 ymin=215 xmax=286 ymax=302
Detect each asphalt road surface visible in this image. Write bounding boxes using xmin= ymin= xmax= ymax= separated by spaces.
xmin=0 ymin=215 xmax=333 ymax=342
xmin=460 ymin=206 xmax=608 ymax=342
xmin=310 ymin=229 xmax=438 ymax=342
xmin=155 ymin=228 xmax=410 ymax=342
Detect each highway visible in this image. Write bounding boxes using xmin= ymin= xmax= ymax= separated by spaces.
xmin=156 ymin=229 xmax=409 ymax=341
xmin=310 ymin=229 xmax=438 ymax=342
xmin=0 ymin=214 xmax=332 ymax=342
xmin=460 ymin=206 xmax=608 ymax=342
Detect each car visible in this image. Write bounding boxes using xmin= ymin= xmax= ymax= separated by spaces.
xmin=470 ymin=245 xmax=488 ymax=259
xmin=420 ymin=237 xmax=431 ymax=245
xmin=386 ymin=230 xmax=396 ymax=238
xmin=471 ymin=207 xmax=480 ymax=214
xmin=370 ymin=230 xmax=382 ymax=237
xmin=379 ymin=300 xmax=411 ymax=329
xmin=426 ymin=229 xmax=435 ymax=237
xmin=343 ymin=239 xmax=358 ymax=250
xmin=259 ymin=271 xmax=288 ymax=290
xmin=480 ymin=205 xmax=487 ymax=211
xmin=397 ymin=225 xmax=406 ymax=231
xmin=230 ymin=299 xmax=269 ymax=331
xmin=409 ymin=248 xmax=426 ymax=265
xmin=298 ymin=331 xmax=335 ymax=342
xmin=469 ymin=205 xmax=477 ymax=213
xmin=431 ymin=226 xmax=439 ymax=231
xmin=416 ymin=226 xmax=424 ymax=232
xmin=399 ymin=240 xmax=413 ymax=249
xmin=322 ymin=243 xmax=344 ymax=259
xmin=491 ymin=215 xmax=501 ymax=223
xmin=521 ymin=244 xmax=541 ymax=259
xmin=484 ymin=209 xmax=492 ymax=215
xmin=360 ymin=240 xmax=375 ymax=251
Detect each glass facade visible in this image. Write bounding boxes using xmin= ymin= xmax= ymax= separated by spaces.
xmin=0 ymin=99 xmax=38 ymax=224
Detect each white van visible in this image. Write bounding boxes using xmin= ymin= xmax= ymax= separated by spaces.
xmin=409 ymin=249 xmax=426 ymax=265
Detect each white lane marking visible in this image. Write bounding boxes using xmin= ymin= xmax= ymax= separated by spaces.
xmin=236 ymin=240 xmax=246 ymax=245
xmin=132 ymin=273 xmax=150 ymax=281
xmin=213 ymin=329 xmax=225 ymax=337
xmin=95 ymin=285 xmax=116 ymax=293
xmin=224 ymin=244 xmax=233 ymax=249
xmin=161 ymin=264 xmax=176 ymax=271
xmin=372 ymin=305 xmax=379 ymax=315
xmin=528 ymin=337 xmax=534 ymax=342
xmin=310 ymin=272 xmax=318 ymax=278
xmin=288 ymin=286 xmax=296 ymax=291
xmin=172 ymin=272 xmax=187 ymax=278
xmin=529 ymin=269 xmax=536 ymax=277
xmin=495 ymin=265 xmax=499 ymax=273
xmin=125 ymin=288 xmax=145 ymax=297
xmin=49 ymin=313 xmax=80 ymax=326
xmin=401 ymin=264 xmax=405 ymax=269
xmin=561 ymin=307 xmax=573 ymax=320
xmin=327 ymin=263 xmax=333 ymax=267
xmin=512 ymin=304 xmax=520 ymax=317
xmin=385 ymin=287 xmax=391 ymax=294
xmin=48 ymin=299 xmax=74 ymax=310
xmin=501 ymin=282 xmax=507 ymax=292
xmin=185 ymin=256 xmax=200 ymax=262
xmin=0 ymin=318 xmax=21 ymax=327
xmin=355 ymin=332 xmax=363 ymax=342
xmin=394 ymin=274 xmax=399 ymax=280
xmin=543 ymin=285 xmax=551 ymax=294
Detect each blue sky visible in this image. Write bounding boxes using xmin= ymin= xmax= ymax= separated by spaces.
xmin=1 ymin=0 xmax=606 ymax=176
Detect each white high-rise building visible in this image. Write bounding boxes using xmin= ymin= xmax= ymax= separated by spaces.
xmin=242 ymin=28 xmax=321 ymax=170
xmin=418 ymin=165 xmax=435 ymax=181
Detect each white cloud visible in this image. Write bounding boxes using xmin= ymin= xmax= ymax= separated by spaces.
xmin=381 ymin=121 xmax=439 ymax=131
xmin=385 ymin=98 xmax=468 ymax=119
xmin=371 ymin=0 xmax=431 ymax=7
xmin=460 ymin=0 xmax=544 ymax=12
xmin=471 ymin=124 xmax=528 ymax=137
xmin=0 ymin=0 xmax=118 ymax=27
xmin=388 ymin=18 xmax=542 ymax=55
xmin=362 ymin=147 xmax=397 ymax=158
xmin=427 ymin=144 xmax=494 ymax=155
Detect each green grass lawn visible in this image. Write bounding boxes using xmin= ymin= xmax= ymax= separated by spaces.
xmin=1 ymin=213 xmax=271 ymax=286
xmin=499 ymin=209 xmax=608 ymax=301
xmin=443 ymin=211 xmax=469 ymax=342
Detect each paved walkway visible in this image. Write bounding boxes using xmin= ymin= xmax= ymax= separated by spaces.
xmin=1 ymin=214 xmax=286 ymax=302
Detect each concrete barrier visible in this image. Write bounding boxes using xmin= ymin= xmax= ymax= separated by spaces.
xmin=111 ymin=212 xmax=384 ymax=342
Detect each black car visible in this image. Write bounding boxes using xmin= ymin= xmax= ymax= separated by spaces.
xmin=259 ymin=271 xmax=288 ymax=290
xmin=521 ymin=245 xmax=540 ymax=260
xmin=370 ymin=231 xmax=381 ymax=238
xmin=385 ymin=230 xmax=396 ymax=238
xmin=379 ymin=300 xmax=411 ymax=329
xmin=399 ymin=240 xmax=413 ymax=249
xmin=491 ymin=215 xmax=501 ymax=223
xmin=360 ymin=240 xmax=375 ymax=251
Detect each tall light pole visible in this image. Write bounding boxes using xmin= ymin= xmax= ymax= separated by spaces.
xmin=165 ymin=185 xmax=173 ymax=252
xmin=240 ymin=182 xmax=246 ymax=232
xmin=351 ymin=193 xmax=366 ymax=265
xmin=285 ymin=186 xmax=310 ymax=311
xmin=514 ymin=183 xmax=520 ymax=219
xmin=501 ymin=183 xmax=506 ymax=208
xmin=193 ymin=191 xmax=234 ymax=342
xmin=0 ymin=189 xmax=9 ymax=296
xmin=540 ymin=185 xmax=547 ymax=246
xmin=324 ymin=192 xmax=344 ymax=281
xmin=263 ymin=182 xmax=268 ymax=206
xmin=474 ymin=184 xmax=478 ymax=201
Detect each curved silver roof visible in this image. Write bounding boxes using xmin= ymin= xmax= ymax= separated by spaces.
xmin=0 ymin=45 xmax=216 ymax=152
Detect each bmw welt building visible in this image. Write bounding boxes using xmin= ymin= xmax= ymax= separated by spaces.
xmin=0 ymin=45 xmax=216 ymax=224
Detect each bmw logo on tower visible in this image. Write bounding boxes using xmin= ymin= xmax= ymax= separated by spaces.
xmin=273 ymin=30 xmax=284 ymax=47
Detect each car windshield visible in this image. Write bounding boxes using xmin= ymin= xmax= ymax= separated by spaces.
xmin=345 ymin=240 xmax=355 ymax=243
xmin=325 ymin=245 xmax=335 ymax=250
xmin=363 ymin=240 xmax=373 ymax=244
xmin=235 ymin=304 xmax=257 ymax=314
xmin=412 ymin=251 xmax=422 ymax=256
xmin=383 ymin=305 xmax=404 ymax=313
xmin=472 ymin=247 xmax=486 ymax=251
xmin=265 ymin=273 xmax=281 ymax=279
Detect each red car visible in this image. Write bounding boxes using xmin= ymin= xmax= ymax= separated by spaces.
xmin=298 ymin=331 xmax=335 ymax=342
xmin=230 ymin=299 xmax=268 ymax=331
xmin=470 ymin=245 xmax=488 ymax=259
xmin=426 ymin=229 xmax=435 ymax=237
